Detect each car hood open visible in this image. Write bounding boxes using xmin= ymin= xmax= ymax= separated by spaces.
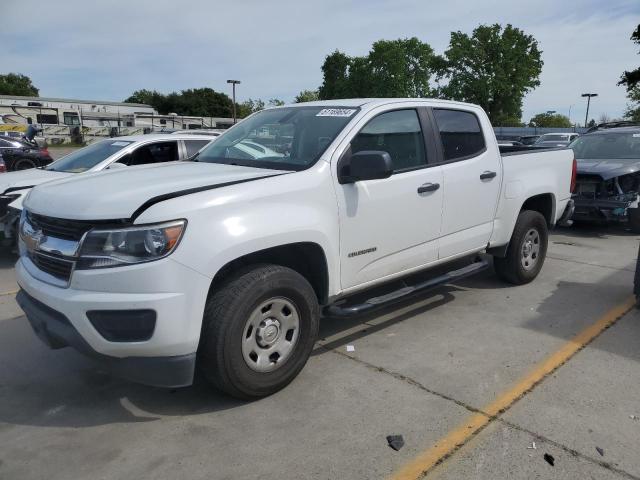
xmin=0 ymin=168 xmax=71 ymax=195
xmin=24 ymin=161 xmax=291 ymax=220
xmin=576 ymin=158 xmax=640 ymax=180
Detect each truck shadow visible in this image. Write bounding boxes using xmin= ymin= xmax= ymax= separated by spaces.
xmin=0 ymin=259 xmax=637 ymax=429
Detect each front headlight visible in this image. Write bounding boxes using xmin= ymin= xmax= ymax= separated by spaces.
xmin=77 ymin=220 xmax=186 ymax=269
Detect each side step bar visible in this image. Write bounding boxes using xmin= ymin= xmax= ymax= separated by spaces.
xmin=324 ymin=258 xmax=490 ymax=318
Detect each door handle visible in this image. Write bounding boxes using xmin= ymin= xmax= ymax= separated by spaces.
xmin=480 ymin=171 xmax=497 ymax=180
xmin=417 ymin=182 xmax=440 ymax=194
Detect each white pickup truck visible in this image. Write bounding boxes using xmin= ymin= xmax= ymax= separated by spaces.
xmin=15 ymin=99 xmax=575 ymax=398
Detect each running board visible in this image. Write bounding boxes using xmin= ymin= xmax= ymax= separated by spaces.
xmin=324 ymin=258 xmax=490 ymax=318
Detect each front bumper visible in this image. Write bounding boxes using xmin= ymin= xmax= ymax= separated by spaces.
xmin=15 ymin=255 xmax=212 ymax=387
xmin=16 ymin=290 xmax=195 ymax=387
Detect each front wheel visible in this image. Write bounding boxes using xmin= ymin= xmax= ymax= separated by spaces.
xmin=494 ymin=210 xmax=548 ymax=285
xmin=198 ymin=264 xmax=320 ymax=399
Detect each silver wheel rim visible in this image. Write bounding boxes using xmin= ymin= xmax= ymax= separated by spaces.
xmin=241 ymin=297 xmax=300 ymax=373
xmin=521 ymin=228 xmax=541 ymax=271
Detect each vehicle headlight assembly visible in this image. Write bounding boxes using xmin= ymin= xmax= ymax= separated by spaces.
xmin=78 ymin=220 xmax=186 ymax=269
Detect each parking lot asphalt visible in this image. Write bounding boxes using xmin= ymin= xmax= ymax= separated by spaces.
xmin=0 ymin=224 xmax=638 ymax=480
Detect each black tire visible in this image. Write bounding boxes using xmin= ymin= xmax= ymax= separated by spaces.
xmin=198 ymin=264 xmax=320 ymax=399
xmin=628 ymin=207 xmax=640 ymax=233
xmin=13 ymin=159 xmax=36 ymax=171
xmin=494 ymin=210 xmax=548 ymax=285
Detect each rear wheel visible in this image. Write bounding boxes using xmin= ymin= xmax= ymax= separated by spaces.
xmin=13 ymin=159 xmax=36 ymax=171
xmin=494 ymin=210 xmax=548 ymax=285
xmin=198 ymin=264 xmax=319 ymax=399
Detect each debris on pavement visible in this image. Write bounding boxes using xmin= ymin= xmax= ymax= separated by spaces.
xmin=596 ymin=447 xmax=604 ymax=456
xmin=630 ymin=414 xmax=639 ymax=421
xmin=544 ymin=453 xmax=555 ymax=466
xmin=527 ymin=442 xmax=537 ymax=450
xmin=386 ymin=435 xmax=405 ymax=451
xmin=346 ymin=345 xmax=355 ymax=352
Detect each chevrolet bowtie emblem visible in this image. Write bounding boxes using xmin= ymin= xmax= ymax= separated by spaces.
xmin=22 ymin=221 xmax=44 ymax=252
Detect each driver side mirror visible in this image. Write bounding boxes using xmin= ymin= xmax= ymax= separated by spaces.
xmin=338 ymin=150 xmax=394 ymax=184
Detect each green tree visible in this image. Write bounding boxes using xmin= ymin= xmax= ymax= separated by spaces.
xmin=528 ymin=112 xmax=572 ymax=128
xmin=366 ymin=38 xmax=437 ymax=97
xmin=295 ymin=89 xmax=319 ymax=103
xmin=0 ymin=73 xmax=39 ymax=96
xmin=318 ymin=38 xmax=438 ymax=99
xmin=438 ymin=24 xmax=543 ymax=125
xmin=620 ymin=25 xmax=640 ymax=122
xmin=124 ymin=88 xmax=233 ymax=117
xmin=318 ymin=50 xmax=352 ymax=99
xmin=238 ymin=98 xmax=265 ymax=117
xmin=497 ymin=115 xmax=524 ymax=127
xmin=624 ymin=85 xmax=640 ymax=121
xmin=619 ymin=24 xmax=640 ymax=91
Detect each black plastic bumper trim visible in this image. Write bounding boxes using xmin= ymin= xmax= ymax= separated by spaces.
xmin=16 ymin=290 xmax=195 ymax=388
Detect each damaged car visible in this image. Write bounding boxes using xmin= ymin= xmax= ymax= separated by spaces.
xmin=571 ymin=126 xmax=640 ymax=231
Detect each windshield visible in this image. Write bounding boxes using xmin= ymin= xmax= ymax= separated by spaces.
xmin=570 ymin=133 xmax=640 ymax=160
xmin=195 ymin=106 xmax=359 ymax=170
xmin=46 ymin=140 xmax=133 ymax=173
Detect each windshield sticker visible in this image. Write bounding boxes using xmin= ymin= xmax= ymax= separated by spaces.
xmin=111 ymin=141 xmax=130 ymax=146
xmin=633 ymin=134 xmax=640 ymax=138
xmin=316 ymin=108 xmax=357 ymax=117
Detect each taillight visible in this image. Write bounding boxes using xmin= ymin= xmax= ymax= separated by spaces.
xmin=40 ymin=147 xmax=49 ymax=156
xmin=570 ymin=158 xmax=577 ymax=193
xmin=0 ymin=160 xmax=6 ymax=173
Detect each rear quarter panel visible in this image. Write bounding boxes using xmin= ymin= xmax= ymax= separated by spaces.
xmin=489 ymin=149 xmax=574 ymax=247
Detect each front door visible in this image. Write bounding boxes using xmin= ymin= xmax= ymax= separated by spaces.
xmin=335 ymin=108 xmax=444 ymax=290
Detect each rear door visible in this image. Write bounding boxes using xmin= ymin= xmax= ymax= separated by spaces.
xmin=335 ymin=107 xmax=444 ymax=290
xmin=431 ymin=108 xmax=501 ymax=259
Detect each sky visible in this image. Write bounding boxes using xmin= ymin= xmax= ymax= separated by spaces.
xmin=2 ymin=0 xmax=638 ymax=125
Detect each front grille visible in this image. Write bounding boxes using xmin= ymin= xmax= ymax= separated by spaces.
xmin=28 ymin=251 xmax=74 ymax=282
xmin=27 ymin=212 xmax=94 ymax=241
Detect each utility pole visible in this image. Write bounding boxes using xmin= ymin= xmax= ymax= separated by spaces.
xmin=227 ymin=79 xmax=241 ymax=124
xmin=581 ymin=93 xmax=598 ymax=127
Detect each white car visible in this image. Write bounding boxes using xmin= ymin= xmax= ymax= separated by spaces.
xmin=0 ymin=134 xmax=217 ymax=243
xmin=15 ymin=99 xmax=574 ymax=398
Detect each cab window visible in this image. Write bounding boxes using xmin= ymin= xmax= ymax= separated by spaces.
xmin=350 ymin=109 xmax=426 ymax=172
xmin=433 ymin=109 xmax=486 ymax=161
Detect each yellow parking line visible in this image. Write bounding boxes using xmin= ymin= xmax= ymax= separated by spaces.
xmin=390 ymin=295 xmax=637 ymax=480
xmin=0 ymin=289 xmax=18 ymax=297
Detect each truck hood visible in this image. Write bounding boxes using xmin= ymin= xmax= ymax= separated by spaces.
xmin=576 ymin=158 xmax=640 ymax=180
xmin=0 ymin=168 xmax=72 ymax=194
xmin=24 ymin=161 xmax=290 ymax=220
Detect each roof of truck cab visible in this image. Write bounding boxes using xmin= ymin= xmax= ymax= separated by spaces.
xmin=91 ymin=133 xmax=219 ymax=143
xmin=281 ymin=98 xmax=480 ymax=109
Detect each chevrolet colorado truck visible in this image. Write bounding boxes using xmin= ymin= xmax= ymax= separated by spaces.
xmin=15 ymin=99 xmax=576 ymax=399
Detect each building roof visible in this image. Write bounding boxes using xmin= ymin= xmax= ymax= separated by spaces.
xmin=0 ymin=95 xmax=153 ymax=109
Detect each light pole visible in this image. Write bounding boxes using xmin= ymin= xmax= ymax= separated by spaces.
xmin=227 ymin=79 xmax=241 ymax=124
xmin=581 ymin=93 xmax=598 ymax=127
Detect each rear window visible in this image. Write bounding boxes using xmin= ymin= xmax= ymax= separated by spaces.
xmin=571 ymin=133 xmax=640 ymax=159
xmin=433 ymin=109 xmax=486 ymax=161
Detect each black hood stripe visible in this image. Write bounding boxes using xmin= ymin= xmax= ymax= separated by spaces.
xmin=130 ymin=173 xmax=289 ymax=220
xmin=2 ymin=185 xmax=36 ymax=195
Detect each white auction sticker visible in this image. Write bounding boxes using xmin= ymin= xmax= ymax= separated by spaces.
xmin=316 ymin=108 xmax=357 ymax=117
xmin=633 ymin=134 xmax=640 ymax=138
xmin=111 ymin=141 xmax=130 ymax=146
